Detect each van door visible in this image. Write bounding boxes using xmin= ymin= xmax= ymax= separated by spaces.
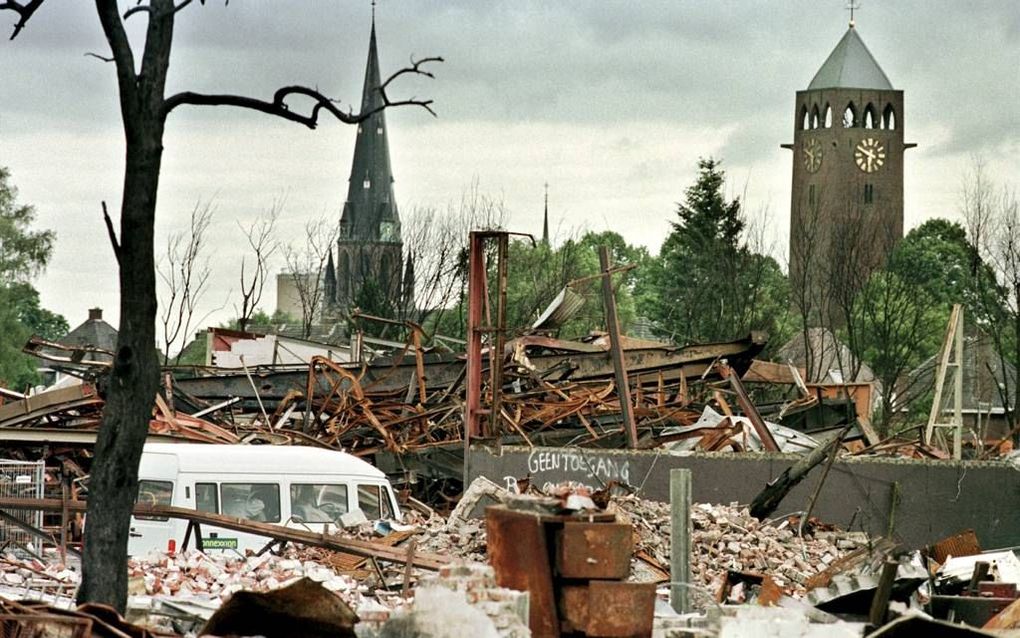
xmin=128 ymin=452 xmax=178 ymax=556
xmin=354 ymin=483 xmax=397 ymax=520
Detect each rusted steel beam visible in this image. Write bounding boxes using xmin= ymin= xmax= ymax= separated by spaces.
xmin=599 ymin=245 xmax=639 ymax=449
xmin=465 ymin=231 xmax=487 ymax=443
xmin=0 ymin=498 xmax=448 ymax=570
xmin=722 ymin=363 xmax=780 ymax=452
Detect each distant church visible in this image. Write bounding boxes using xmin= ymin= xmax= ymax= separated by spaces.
xmin=278 ymin=15 xmax=411 ymax=324
xmin=786 ymin=18 xmax=911 ymax=322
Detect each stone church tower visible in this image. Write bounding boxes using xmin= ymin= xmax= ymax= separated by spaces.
xmin=786 ymin=21 xmax=911 ymax=322
xmin=326 ymin=16 xmax=409 ymax=315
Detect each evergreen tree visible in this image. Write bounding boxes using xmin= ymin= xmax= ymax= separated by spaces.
xmin=648 ymin=158 xmax=789 ymax=345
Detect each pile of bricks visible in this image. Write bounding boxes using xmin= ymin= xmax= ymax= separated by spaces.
xmin=608 ymin=495 xmax=870 ymax=596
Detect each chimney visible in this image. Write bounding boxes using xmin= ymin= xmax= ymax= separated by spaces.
xmin=88 ymin=308 xmax=103 ymax=321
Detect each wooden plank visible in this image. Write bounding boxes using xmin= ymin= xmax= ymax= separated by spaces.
xmin=0 ymin=497 xmax=447 ymax=570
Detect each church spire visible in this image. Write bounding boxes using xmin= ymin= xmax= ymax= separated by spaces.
xmin=341 ymin=9 xmax=400 ymax=242
xmin=542 ymin=182 xmax=550 ymax=246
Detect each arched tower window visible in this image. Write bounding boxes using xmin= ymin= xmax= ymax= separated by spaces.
xmin=882 ymin=104 xmax=897 ymax=130
xmin=823 ymin=104 xmax=833 ymax=128
xmin=842 ymin=102 xmax=857 ymax=128
xmin=811 ymin=105 xmax=820 ymax=129
xmin=863 ymin=103 xmax=877 ymax=129
xmin=801 ymin=105 xmax=810 ymax=130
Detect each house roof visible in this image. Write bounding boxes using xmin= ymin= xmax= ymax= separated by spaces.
xmin=61 ymin=308 xmax=117 ymax=360
xmin=904 ymin=333 xmax=1017 ymax=413
xmin=774 ymin=327 xmax=877 ymax=385
xmin=807 ymin=27 xmax=893 ymax=91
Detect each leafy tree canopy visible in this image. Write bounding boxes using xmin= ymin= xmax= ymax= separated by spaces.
xmin=0 ymin=166 xmax=54 ymax=283
xmin=0 ymin=167 xmax=63 ymax=389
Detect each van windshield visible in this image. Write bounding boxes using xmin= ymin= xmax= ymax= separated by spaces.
xmin=291 ymin=484 xmax=348 ymax=523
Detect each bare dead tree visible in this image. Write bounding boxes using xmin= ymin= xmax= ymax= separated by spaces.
xmin=0 ymin=0 xmax=440 ymax=610
xmin=235 ymin=201 xmax=280 ymax=332
xmin=157 ymin=201 xmax=212 ymax=364
xmin=399 ymin=181 xmax=508 ymax=332
xmin=788 ymin=188 xmax=824 ymax=379
xmin=282 ymin=215 xmax=339 ymax=339
xmin=961 ymin=158 xmax=1019 ymax=433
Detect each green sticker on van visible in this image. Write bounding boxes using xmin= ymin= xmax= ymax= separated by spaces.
xmin=201 ymin=537 xmax=238 ymax=550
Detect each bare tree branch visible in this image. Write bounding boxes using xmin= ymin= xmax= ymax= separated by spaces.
xmin=283 ymin=215 xmax=339 ymax=339
xmin=85 ymin=51 xmax=115 ymax=63
xmin=163 ymin=57 xmax=442 ymax=125
xmin=94 ymin=0 xmax=138 ymax=98
xmin=101 ymin=200 xmax=121 ymax=264
xmin=158 ymin=201 xmax=214 ymax=365
xmin=122 ymin=4 xmax=153 ymax=20
xmin=0 ymin=0 xmax=44 ymax=40
xmin=235 ymin=200 xmax=280 ymax=332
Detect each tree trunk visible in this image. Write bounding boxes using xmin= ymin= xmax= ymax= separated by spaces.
xmin=78 ymin=122 xmax=165 ymax=612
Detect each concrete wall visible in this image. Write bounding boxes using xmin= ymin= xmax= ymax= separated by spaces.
xmin=466 ymin=445 xmax=1020 ymax=551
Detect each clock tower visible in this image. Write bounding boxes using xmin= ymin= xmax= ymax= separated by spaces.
xmin=786 ymin=21 xmax=911 ymax=323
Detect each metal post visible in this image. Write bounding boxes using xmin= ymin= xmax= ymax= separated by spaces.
xmin=490 ymin=234 xmax=509 ymax=439
xmin=599 ymin=245 xmax=639 ymax=448
xmin=670 ymin=468 xmax=692 ymax=614
xmin=465 ymin=232 xmax=486 ymax=453
xmin=953 ymin=306 xmax=964 ymax=459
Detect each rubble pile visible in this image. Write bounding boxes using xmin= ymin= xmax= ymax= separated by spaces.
xmin=0 ymin=554 xmax=77 ymax=589
xmin=608 ymin=496 xmax=870 ymax=595
xmin=411 ymin=515 xmax=488 ymax=563
xmin=126 ymin=549 xmax=386 ymax=608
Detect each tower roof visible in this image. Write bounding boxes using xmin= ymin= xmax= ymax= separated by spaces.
xmin=341 ymin=18 xmax=400 ymax=242
xmin=807 ymin=27 xmax=893 ymax=91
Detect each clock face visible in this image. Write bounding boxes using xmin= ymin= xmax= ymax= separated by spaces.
xmin=803 ymin=138 xmax=822 ymax=173
xmin=855 ymin=138 xmax=886 ymax=173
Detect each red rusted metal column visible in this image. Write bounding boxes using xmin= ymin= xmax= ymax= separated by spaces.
xmin=489 ymin=233 xmax=509 ymax=440
xmin=599 ymin=245 xmax=639 ymax=448
xmin=465 ymin=232 xmax=486 ymax=447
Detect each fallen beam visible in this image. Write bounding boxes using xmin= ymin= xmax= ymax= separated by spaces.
xmin=0 ymin=497 xmax=448 ymax=570
xmin=748 ymin=424 xmax=852 ymax=520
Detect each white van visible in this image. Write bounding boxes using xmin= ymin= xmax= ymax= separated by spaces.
xmin=128 ymin=443 xmax=401 ymax=556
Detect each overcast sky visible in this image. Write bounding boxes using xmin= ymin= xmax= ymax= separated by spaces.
xmin=0 ymin=1 xmax=1017 ymax=332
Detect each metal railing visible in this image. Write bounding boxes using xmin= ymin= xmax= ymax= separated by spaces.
xmin=0 ymin=460 xmax=45 ymax=550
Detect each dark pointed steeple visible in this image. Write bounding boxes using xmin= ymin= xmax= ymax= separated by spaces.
xmin=542 ymin=182 xmax=550 ymax=246
xmin=340 ymin=15 xmax=400 ymax=243
xmin=324 ymin=250 xmax=337 ymax=306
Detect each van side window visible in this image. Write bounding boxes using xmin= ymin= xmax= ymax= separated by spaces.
xmin=221 ymin=483 xmax=280 ymax=523
xmin=357 ymin=484 xmax=392 ymax=520
xmin=195 ymin=482 xmax=218 ymax=514
xmin=290 ymin=484 xmax=349 ymax=523
xmin=136 ymin=480 xmax=173 ymax=521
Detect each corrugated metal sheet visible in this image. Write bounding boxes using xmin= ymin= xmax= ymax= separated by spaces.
xmin=531 ymin=286 xmax=585 ymax=331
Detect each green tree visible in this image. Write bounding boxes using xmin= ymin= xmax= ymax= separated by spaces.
xmin=648 ymin=158 xmax=790 ymax=346
xmin=853 ymin=270 xmax=945 ymax=435
xmin=0 ymin=168 xmax=64 ymax=389
xmin=0 ymin=166 xmax=54 ymax=283
xmin=889 ymin=218 xmax=987 ymax=306
xmin=429 ymin=230 xmax=648 ymax=342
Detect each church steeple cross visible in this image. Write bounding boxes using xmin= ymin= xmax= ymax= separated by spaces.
xmin=847 ymin=0 xmax=860 ymax=27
